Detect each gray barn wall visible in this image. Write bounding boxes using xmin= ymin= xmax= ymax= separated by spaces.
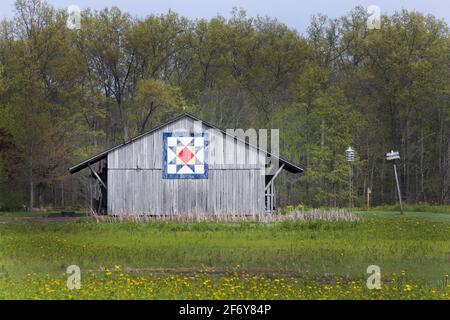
xmin=107 ymin=117 xmax=266 ymax=215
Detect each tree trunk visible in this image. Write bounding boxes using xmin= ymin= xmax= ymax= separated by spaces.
xmin=61 ymin=179 xmax=64 ymax=208
xmin=420 ymin=128 xmax=425 ymax=202
xmin=29 ymin=180 xmax=34 ymax=212
xmin=118 ymin=102 xmax=128 ymax=142
xmin=320 ymin=118 xmax=324 ymax=190
xmin=444 ymin=135 xmax=450 ymax=204
xmin=140 ymin=102 xmax=155 ymax=134
xmin=28 ymin=141 xmax=34 ymax=211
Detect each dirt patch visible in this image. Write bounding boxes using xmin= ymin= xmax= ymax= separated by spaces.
xmin=0 ymin=216 xmax=86 ymax=223
xmin=84 ymin=267 xmax=317 ymax=278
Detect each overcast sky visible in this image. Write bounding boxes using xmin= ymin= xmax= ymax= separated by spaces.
xmin=0 ymin=0 xmax=448 ymax=34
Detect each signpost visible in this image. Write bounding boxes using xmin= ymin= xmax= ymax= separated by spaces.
xmin=386 ymin=150 xmax=403 ymax=214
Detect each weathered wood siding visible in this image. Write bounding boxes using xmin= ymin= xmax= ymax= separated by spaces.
xmin=107 ymin=117 xmax=266 ymax=215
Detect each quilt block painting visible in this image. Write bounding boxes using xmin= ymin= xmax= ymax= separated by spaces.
xmin=162 ymin=132 xmax=209 ymax=179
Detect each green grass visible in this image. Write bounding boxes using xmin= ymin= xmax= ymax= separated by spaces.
xmin=0 ymin=211 xmax=449 ymax=299
xmin=1 ymin=271 xmax=447 ymax=300
xmin=366 ymin=204 xmax=450 ymax=214
xmin=355 ymin=210 xmax=450 ymax=223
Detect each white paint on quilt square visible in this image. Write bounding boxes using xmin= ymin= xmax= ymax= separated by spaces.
xmin=167 ymin=164 xmax=177 ymax=174
xmin=194 ymin=165 xmax=204 ymax=174
xmin=195 ymin=148 xmax=204 ymax=163
xmin=167 ymin=137 xmax=177 ymax=147
xmin=194 ymin=137 xmax=204 ymax=147
xmin=178 ymin=165 xmax=194 ymax=174
xmin=179 ymin=137 xmax=193 ymax=146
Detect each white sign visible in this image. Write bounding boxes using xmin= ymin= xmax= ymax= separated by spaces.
xmin=386 ymin=150 xmax=400 ymax=161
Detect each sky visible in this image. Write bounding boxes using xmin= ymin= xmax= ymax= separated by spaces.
xmin=0 ymin=0 xmax=448 ymax=34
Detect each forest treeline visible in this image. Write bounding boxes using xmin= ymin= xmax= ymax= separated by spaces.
xmin=0 ymin=0 xmax=449 ymax=210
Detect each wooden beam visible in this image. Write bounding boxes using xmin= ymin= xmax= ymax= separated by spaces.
xmin=88 ymin=164 xmax=107 ymax=190
xmin=265 ymin=163 xmax=285 ymax=191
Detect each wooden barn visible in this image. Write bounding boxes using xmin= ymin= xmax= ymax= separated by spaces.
xmin=69 ymin=113 xmax=303 ymax=215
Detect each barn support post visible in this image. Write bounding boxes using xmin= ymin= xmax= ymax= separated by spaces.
xmin=265 ymin=182 xmax=273 ymax=214
xmin=265 ymin=163 xmax=285 ymax=213
xmin=88 ymin=164 xmax=108 ymax=215
xmin=265 ymin=163 xmax=285 ymax=192
xmin=88 ymin=164 xmax=107 ymax=190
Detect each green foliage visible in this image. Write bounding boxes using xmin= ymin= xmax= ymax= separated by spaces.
xmin=275 ymin=70 xmax=365 ymax=206
xmin=0 ymin=1 xmax=449 ymax=209
xmin=132 ymin=79 xmax=185 ymax=134
xmin=279 ymin=203 xmax=307 ymax=214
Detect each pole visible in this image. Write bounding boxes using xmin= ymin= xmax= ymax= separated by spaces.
xmin=393 ymin=162 xmax=403 ymax=214
xmin=349 ymin=162 xmax=353 ymax=211
xmin=346 ymin=147 xmax=355 ymax=211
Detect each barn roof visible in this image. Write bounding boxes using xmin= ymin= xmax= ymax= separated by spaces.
xmin=69 ymin=113 xmax=304 ymax=174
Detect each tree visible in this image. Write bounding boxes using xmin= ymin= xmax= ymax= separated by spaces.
xmin=133 ymin=79 xmax=185 ymax=134
xmin=80 ymin=7 xmax=135 ymax=143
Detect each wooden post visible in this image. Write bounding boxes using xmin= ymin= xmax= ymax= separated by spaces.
xmin=273 ymin=183 xmax=276 ymax=211
xmin=348 ymin=162 xmax=353 ymax=211
xmin=265 ymin=163 xmax=284 ymax=214
xmin=271 ymin=183 xmax=274 ymax=213
xmin=393 ymin=163 xmax=403 ymax=214
xmin=264 ymin=163 xmax=285 ymax=191
xmin=88 ymin=164 xmax=107 ymax=190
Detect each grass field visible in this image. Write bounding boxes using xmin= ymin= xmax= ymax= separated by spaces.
xmin=0 ymin=210 xmax=449 ymax=299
